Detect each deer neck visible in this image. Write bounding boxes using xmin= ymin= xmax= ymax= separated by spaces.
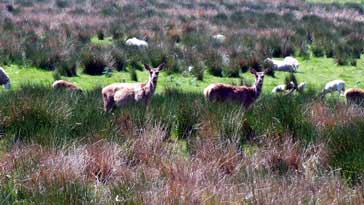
xmin=144 ymin=77 xmax=158 ymax=96
xmin=254 ymin=76 xmax=264 ymax=98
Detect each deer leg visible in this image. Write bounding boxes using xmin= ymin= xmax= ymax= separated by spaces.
xmin=103 ymin=93 xmax=115 ymax=112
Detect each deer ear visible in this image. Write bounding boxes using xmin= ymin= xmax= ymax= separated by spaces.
xmin=250 ymin=68 xmax=257 ymax=74
xmin=144 ymin=64 xmax=152 ymax=71
xmin=158 ymin=62 xmax=166 ymax=71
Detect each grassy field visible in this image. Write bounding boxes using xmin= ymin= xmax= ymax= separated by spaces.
xmin=4 ymin=57 xmax=364 ymax=94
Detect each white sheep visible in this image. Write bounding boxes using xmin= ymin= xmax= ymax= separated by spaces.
xmin=0 ymin=67 xmax=10 ymax=90
xmin=322 ymin=80 xmax=346 ymax=97
xmin=125 ymin=37 xmax=148 ymax=48
xmin=212 ymin=34 xmax=226 ymax=44
xmin=297 ymin=82 xmax=306 ymax=93
xmin=272 ymin=81 xmax=295 ymax=93
xmin=264 ymin=57 xmax=299 ymax=72
xmin=284 ymin=56 xmax=300 ymax=70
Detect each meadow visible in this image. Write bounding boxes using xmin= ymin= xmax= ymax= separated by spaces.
xmin=1 ymin=0 xmax=364 ymax=204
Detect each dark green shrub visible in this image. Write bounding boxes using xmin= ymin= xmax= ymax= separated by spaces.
xmin=191 ymin=62 xmax=205 ymax=81
xmin=56 ymin=0 xmax=69 ymax=8
xmin=112 ymin=48 xmax=127 ymax=71
xmin=327 ymin=121 xmax=364 ymax=183
xmin=175 ymin=102 xmax=200 ymax=139
xmin=129 ymin=68 xmax=138 ymax=82
xmin=205 ymin=49 xmax=223 ymax=77
xmin=97 ymin=30 xmax=105 ymax=40
xmin=312 ymin=44 xmax=325 ymax=57
xmin=80 ymin=46 xmax=108 ymax=75
xmin=56 ymin=62 xmax=78 ymax=77
xmin=335 ymin=43 xmax=352 ymax=66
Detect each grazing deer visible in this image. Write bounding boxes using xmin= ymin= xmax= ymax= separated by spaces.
xmin=204 ymin=69 xmax=265 ymax=108
xmin=102 ymin=63 xmax=165 ymax=112
xmin=52 ymin=80 xmax=83 ymax=92
xmin=345 ymin=88 xmax=364 ymax=105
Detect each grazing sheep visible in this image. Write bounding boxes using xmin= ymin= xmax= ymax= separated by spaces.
xmin=345 ymin=88 xmax=364 ymax=105
xmin=264 ymin=57 xmax=299 ymax=72
xmin=52 ymin=80 xmax=82 ymax=92
xmin=297 ymin=82 xmax=306 ymax=93
xmin=102 ymin=63 xmax=165 ymax=112
xmin=284 ymin=56 xmax=300 ymax=70
xmin=272 ymin=81 xmax=295 ymax=93
xmin=212 ymin=34 xmax=226 ymax=44
xmin=0 ymin=67 xmax=10 ymax=90
xmin=204 ymin=69 xmax=265 ymax=108
xmin=125 ymin=37 xmax=148 ymax=48
xmin=322 ymin=80 xmax=346 ymax=97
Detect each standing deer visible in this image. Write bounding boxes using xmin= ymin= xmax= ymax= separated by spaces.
xmin=204 ymin=69 xmax=265 ymax=108
xmin=102 ymin=63 xmax=165 ymax=112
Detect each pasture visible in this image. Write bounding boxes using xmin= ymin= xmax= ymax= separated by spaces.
xmin=1 ymin=0 xmax=364 ymax=204
xmin=4 ymin=57 xmax=364 ymax=93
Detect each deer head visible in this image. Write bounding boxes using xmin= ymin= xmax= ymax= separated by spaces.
xmin=144 ymin=63 xmax=165 ymax=83
xmin=250 ymin=69 xmax=265 ymax=82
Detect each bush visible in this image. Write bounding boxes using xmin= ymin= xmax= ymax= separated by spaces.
xmin=80 ymin=46 xmax=109 ymax=75
xmin=97 ymin=30 xmax=105 ymax=40
xmin=175 ymin=102 xmax=200 ymax=139
xmin=335 ymin=43 xmax=352 ymax=66
xmin=56 ymin=62 xmax=78 ymax=77
xmin=205 ymin=49 xmax=223 ymax=77
xmin=56 ymin=0 xmax=69 ymax=8
xmin=191 ymin=62 xmax=205 ymax=81
xmin=312 ymin=44 xmax=325 ymax=57
xmin=111 ymin=49 xmax=127 ymax=71
xmin=129 ymin=68 xmax=138 ymax=82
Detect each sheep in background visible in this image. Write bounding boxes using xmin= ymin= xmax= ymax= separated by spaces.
xmin=297 ymin=82 xmax=306 ymax=93
xmin=272 ymin=81 xmax=295 ymax=93
xmin=212 ymin=34 xmax=226 ymax=44
xmin=284 ymin=56 xmax=300 ymax=70
xmin=125 ymin=37 xmax=148 ymax=48
xmin=322 ymin=80 xmax=346 ymax=97
xmin=264 ymin=57 xmax=299 ymax=73
xmin=52 ymin=80 xmax=82 ymax=92
xmin=0 ymin=67 xmax=10 ymax=90
xmin=345 ymin=88 xmax=364 ymax=105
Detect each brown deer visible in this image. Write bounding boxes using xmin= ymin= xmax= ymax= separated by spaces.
xmin=204 ymin=69 xmax=265 ymax=108
xmin=102 ymin=63 xmax=165 ymax=112
xmin=52 ymin=80 xmax=82 ymax=92
xmin=345 ymin=88 xmax=364 ymax=105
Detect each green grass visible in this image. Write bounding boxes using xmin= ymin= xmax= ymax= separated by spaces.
xmin=90 ymin=36 xmax=113 ymax=46
xmin=3 ymin=57 xmax=364 ymax=94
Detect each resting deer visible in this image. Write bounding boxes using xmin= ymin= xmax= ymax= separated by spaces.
xmin=52 ymin=80 xmax=83 ymax=92
xmin=204 ymin=69 xmax=265 ymax=108
xmin=102 ymin=63 xmax=165 ymax=112
xmin=345 ymin=88 xmax=364 ymax=105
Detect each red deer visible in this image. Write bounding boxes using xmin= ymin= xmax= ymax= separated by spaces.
xmin=204 ymin=69 xmax=265 ymax=108
xmin=345 ymin=88 xmax=364 ymax=105
xmin=52 ymin=80 xmax=82 ymax=92
xmin=102 ymin=63 xmax=165 ymax=112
